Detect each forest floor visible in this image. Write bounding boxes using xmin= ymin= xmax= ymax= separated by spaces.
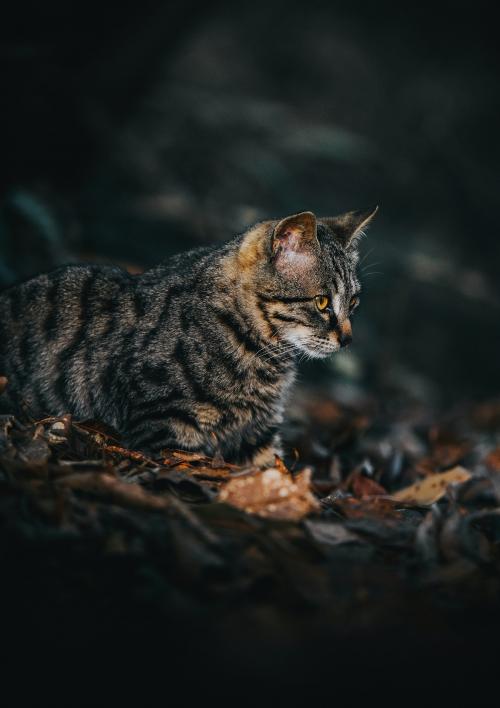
xmin=1 ymin=374 xmax=500 ymax=683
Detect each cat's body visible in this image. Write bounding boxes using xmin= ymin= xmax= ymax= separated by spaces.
xmin=0 ymin=208 xmax=377 ymax=464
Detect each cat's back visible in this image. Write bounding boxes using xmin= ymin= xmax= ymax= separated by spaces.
xmin=0 ymin=263 xmax=136 ymax=420
xmin=0 ymin=262 xmax=134 ymax=345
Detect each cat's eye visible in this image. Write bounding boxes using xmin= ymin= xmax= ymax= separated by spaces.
xmin=349 ymin=296 xmax=360 ymax=313
xmin=314 ymin=295 xmax=330 ymax=312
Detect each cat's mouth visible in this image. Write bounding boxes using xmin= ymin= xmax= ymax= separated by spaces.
xmin=285 ymin=332 xmax=340 ymax=359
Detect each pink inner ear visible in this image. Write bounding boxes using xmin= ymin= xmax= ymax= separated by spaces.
xmin=273 ymin=229 xmax=316 ymax=279
xmin=273 ymin=227 xmax=306 ymax=255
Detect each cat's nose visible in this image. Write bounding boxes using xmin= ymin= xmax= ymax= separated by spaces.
xmin=338 ymin=331 xmax=352 ymax=347
xmin=337 ymin=319 xmax=352 ymax=347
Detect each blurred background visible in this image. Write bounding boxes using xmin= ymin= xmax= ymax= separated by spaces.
xmin=1 ymin=0 xmax=499 ymax=407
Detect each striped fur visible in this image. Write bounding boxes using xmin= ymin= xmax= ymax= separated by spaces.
xmin=0 ymin=208 xmax=376 ymax=464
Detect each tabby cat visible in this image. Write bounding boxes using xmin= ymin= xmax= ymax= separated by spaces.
xmin=0 ymin=207 xmax=377 ymax=465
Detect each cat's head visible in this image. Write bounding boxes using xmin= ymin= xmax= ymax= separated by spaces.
xmin=237 ymin=206 xmax=378 ymax=358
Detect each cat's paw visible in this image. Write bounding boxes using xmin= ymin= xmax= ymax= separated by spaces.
xmin=251 ymin=444 xmax=281 ymax=469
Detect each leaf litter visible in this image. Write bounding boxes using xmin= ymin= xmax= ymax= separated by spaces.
xmin=2 ymin=377 xmax=500 ymax=668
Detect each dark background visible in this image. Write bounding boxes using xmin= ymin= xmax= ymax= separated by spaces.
xmin=1 ymin=0 xmax=499 ymax=406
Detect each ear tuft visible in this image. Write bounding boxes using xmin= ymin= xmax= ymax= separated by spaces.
xmin=322 ymin=205 xmax=378 ymax=248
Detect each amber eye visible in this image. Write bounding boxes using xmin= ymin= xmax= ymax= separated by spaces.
xmin=314 ymin=295 xmax=330 ymax=312
xmin=349 ymin=296 xmax=360 ymax=313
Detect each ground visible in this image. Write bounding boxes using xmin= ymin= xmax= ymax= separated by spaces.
xmin=2 ymin=374 xmax=500 ymax=682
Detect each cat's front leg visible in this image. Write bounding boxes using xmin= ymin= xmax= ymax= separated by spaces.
xmin=125 ymin=392 xmax=227 ymax=456
xmin=124 ymin=426 xmax=180 ymax=457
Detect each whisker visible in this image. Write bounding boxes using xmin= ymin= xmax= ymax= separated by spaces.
xmin=359 ymin=246 xmax=376 ymax=266
xmin=361 ymin=261 xmax=381 ymax=272
xmin=224 ymin=338 xmax=293 ymax=371
xmin=257 ymin=343 xmax=298 ymax=365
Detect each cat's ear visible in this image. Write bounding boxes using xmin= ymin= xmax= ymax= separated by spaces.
xmin=322 ymin=205 xmax=378 ymax=249
xmin=271 ymin=212 xmax=318 ymax=273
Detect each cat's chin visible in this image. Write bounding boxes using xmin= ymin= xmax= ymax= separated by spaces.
xmin=298 ymin=345 xmax=339 ymax=359
xmin=285 ymin=335 xmax=339 ymax=359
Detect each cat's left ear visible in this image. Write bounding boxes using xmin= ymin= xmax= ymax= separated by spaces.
xmin=270 ymin=211 xmax=318 ymax=277
xmin=322 ymin=205 xmax=378 ymax=249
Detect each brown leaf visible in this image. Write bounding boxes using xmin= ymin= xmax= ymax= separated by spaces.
xmin=219 ymin=466 xmax=319 ymax=521
xmin=163 ymin=449 xmax=240 ymax=469
xmin=351 ymin=473 xmax=387 ymax=498
xmin=157 ymin=463 xmax=231 ymax=481
xmin=103 ymin=443 xmax=155 ymax=464
xmin=390 ymin=466 xmax=472 ymax=506
xmin=327 ymin=494 xmax=402 ymax=520
xmin=484 ymin=449 xmax=500 ymax=473
xmin=164 ymin=449 xmax=212 ymax=464
xmin=74 ymin=419 xmax=121 ymax=444
xmin=274 ymin=455 xmax=291 ymax=476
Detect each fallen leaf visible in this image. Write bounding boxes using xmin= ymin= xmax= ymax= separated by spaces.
xmin=325 ymin=493 xmax=402 ymax=520
xmin=167 ymin=463 xmax=232 ymax=480
xmin=46 ymin=416 xmax=72 ymax=444
xmin=219 ymin=466 xmax=319 ymax=521
xmin=390 ymin=466 xmax=472 ymax=506
xmin=103 ymin=443 xmax=156 ymax=464
xmin=484 ymin=449 xmax=500 ymax=473
xmin=274 ymin=455 xmax=291 ymax=476
xmin=0 ymin=376 xmax=8 ymax=396
xmin=305 ymin=519 xmax=362 ymax=546
xmin=351 ymin=473 xmax=387 ymax=498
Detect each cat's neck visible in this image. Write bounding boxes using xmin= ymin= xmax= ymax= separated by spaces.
xmin=217 ymin=246 xmax=275 ymax=342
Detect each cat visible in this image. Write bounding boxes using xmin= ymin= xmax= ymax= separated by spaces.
xmin=0 ymin=207 xmax=377 ymax=465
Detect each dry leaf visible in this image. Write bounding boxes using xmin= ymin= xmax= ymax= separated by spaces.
xmin=157 ymin=463 xmax=231 ymax=482
xmin=219 ymin=466 xmax=319 ymax=521
xmin=305 ymin=519 xmax=362 ymax=546
xmin=274 ymin=455 xmax=291 ymax=476
xmin=484 ymin=449 xmax=500 ymax=473
xmin=46 ymin=415 xmax=72 ymax=445
xmin=351 ymin=473 xmax=387 ymax=498
xmin=326 ymin=494 xmax=402 ymax=520
xmin=390 ymin=466 xmax=472 ymax=506
xmin=103 ymin=443 xmax=156 ymax=464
